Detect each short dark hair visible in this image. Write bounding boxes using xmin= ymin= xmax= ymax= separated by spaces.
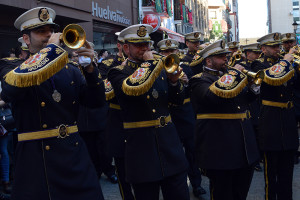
xmin=99 ymin=49 xmax=108 ymax=56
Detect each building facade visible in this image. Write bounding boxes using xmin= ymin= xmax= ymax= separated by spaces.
xmin=0 ymin=0 xmax=138 ymax=56
xmin=208 ymin=0 xmax=227 ymax=42
xmin=267 ymin=0 xmax=294 ymax=33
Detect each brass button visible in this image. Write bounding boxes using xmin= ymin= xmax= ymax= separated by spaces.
xmin=73 ymin=101 xmax=76 ymax=104
xmin=66 ymin=66 xmax=69 ymax=69
xmin=71 ymin=81 xmax=74 ymax=85
xmin=41 ymin=102 xmax=46 ymax=107
xmin=45 ymin=145 xmax=50 ymax=151
xmin=97 ymin=82 xmax=100 ymax=85
xmin=42 ymin=124 xmax=47 ymax=129
xmin=75 ymin=142 xmax=79 ymax=146
xmin=162 ymin=77 xmax=164 ymax=80
xmin=147 ymin=95 xmax=150 ymax=99
xmin=280 ymin=94 xmax=283 ymax=97
xmin=74 ymin=121 xmax=77 ymax=125
xmin=125 ymin=140 xmax=127 ymax=143
xmin=237 ymin=106 xmax=241 ymax=110
xmin=152 ymin=109 xmax=156 ymax=113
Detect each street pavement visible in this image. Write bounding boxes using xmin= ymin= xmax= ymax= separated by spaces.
xmin=100 ymin=162 xmax=300 ymax=200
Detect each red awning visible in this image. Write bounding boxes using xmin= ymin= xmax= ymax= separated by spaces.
xmin=158 ymin=27 xmax=185 ymax=43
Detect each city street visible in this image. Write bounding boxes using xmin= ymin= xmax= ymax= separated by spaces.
xmin=100 ymin=162 xmax=300 ymax=200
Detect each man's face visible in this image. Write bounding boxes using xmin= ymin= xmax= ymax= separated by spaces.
xmin=282 ymin=40 xmax=296 ymax=52
xmin=123 ymin=42 xmax=150 ymax=63
xmin=246 ymin=51 xmax=261 ymax=61
xmin=103 ymin=51 xmax=108 ymax=58
xmin=160 ymin=49 xmax=178 ymax=56
xmin=262 ymin=45 xmax=280 ymax=58
xmin=186 ymin=41 xmax=200 ymax=52
xmin=206 ymin=54 xmax=228 ymax=71
xmin=23 ymin=25 xmax=54 ymax=54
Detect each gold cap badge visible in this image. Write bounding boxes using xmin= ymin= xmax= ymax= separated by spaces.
xmin=194 ymin=32 xmax=200 ymax=38
xmin=221 ymin=40 xmax=225 ymax=49
xmin=165 ymin=40 xmax=172 ymax=47
xmin=38 ymin=8 xmax=50 ymax=22
xmin=274 ymin=33 xmax=280 ymax=41
xmin=137 ymin=26 xmax=147 ymax=37
xmin=286 ymin=33 xmax=291 ymax=39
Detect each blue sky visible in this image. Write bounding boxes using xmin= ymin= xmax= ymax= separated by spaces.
xmin=238 ymin=0 xmax=268 ymax=38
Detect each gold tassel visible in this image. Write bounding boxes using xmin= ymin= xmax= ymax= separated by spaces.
xmin=209 ymin=78 xmax=248 ymax=99
xmin=263 ymin=69 xmax=295 ymax=86
xmin=122 ymin=60 xmax=164 ymax=96
xmin=105 ymin=90 xmax=115 ymax=101
xmin=5 ymin=52 xmax=68 ymax=88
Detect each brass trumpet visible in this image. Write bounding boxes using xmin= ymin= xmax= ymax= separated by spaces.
xmin=242 ymin=69 xmax=265 ymax=85
xmin=163 ymin=54 xmax=184 ymax=77
xmin=227 ymin=65 xmax=264 ymax=85
xmin=234 ymin=50 xmax=242 ymax=61
xmin=61 ymin=24 xmax=86 ymax=49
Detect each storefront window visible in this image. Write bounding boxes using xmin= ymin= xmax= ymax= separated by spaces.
xmin=93 ymin=31 xmax=118 ymax=54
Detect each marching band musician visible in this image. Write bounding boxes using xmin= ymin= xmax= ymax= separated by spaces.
xmin=251 ymin=32 xmax=299 ymax=200
xmin=190 ymin=40 xmax=260 ymax=200
xmin=107 ymin=24 xmax=190 ymax=200
xmin=0 ymin=7 xmax=105 ymax=200
xmin=102 ymin=33 xmax=135 ymax=200
xmin=157 ymin=38 xmax=206 ymax=199
xmin=280 ymin=33 xmax=297 ymax=56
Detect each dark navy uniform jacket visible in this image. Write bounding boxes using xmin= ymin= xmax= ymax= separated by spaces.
xmin=0 ymin=54 xmax=105 ymax=200
xmin=252 ymin=57 xmax=299 ymax=151
xmin=190 ymin=68 xmax=260 ymax=170
xmin=108 ymin=59 xmax=188 ymax=183
xmin=170 ymin=59 xmax=195 ymax=140
xmin=99 ymin=54 xmax=126 ymax=158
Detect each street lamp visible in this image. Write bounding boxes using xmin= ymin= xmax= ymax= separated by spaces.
xmin=292 ymin=21 xmax=298 ymax=34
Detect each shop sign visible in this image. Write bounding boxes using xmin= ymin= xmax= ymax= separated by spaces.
xmin=92 ymin=1 xmax=131 ymax=25
xmin=142 ymin=14 xmax=161 ymax=32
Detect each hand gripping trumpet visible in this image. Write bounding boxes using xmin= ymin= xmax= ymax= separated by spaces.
xmin=163 ymin=54 xmax=184 ymax=78
xmin=227 ymin=65 xmax=264 ymax=85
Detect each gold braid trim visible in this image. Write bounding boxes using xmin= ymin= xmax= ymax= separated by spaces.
xmin=105 ymin=90 xmax=115 ymax=101
xmin=190 ymin=57 xmax=204 ymax=67
xmin=5 ymin=51 xmax=68 ymax=88
xmin=122 ymin=60 xmax=164 ymax=96
xmin=263 ymin=68 xmax=295 ymax=86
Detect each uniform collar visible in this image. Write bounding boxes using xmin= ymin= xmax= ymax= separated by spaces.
xmin=127 ymin=59 xmax=139 ymax=69
xmin=203 ymin=66 xmax=223 ymax=77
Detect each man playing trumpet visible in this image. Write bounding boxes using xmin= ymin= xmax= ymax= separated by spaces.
xmin=0 ymin=7 xmax=106 ymax=200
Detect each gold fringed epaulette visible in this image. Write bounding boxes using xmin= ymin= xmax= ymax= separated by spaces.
xmin=263 ymin=60 xmax=294 ymax=86
xmin=102 ymin=59 xmax=114 ymax=67
xmin=178 ymin=53 xmax=185 ymax=60
xmin=209 ymin=68 xmax=248 ymax=98
xmin=1 ymin=57 xmax=22 ymax=63
xmin=68 ymin=60 xmax=79 ymax=67
xmin=191 ymin=73 xmax=203 ymax=79
xmin=190 ymin=57 xmax=204 ymax=67
xmin=122 ymin=60 xmax=164 ymax=96
xmin=104 ymin=79 xmax=115 ymax=101
xmin=4 ymin=44 xmax=68 ymax=87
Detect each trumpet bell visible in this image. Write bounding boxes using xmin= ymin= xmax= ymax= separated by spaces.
xmin=62 ymin=24 xmax=86 ymax=49
xmin=243 ymin=70 xmax=264 ymax=85
xmin=164 ymin=54 xmax=180 ymax=74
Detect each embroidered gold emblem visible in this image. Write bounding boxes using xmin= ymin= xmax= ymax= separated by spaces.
xmin=137 ymin=26 xmax=147 ymax=37
xmin=217 ymin=75 xmax=236 ymax=87
xmin=165 ymin=40 xmax=172 ymax=47
xmin=274 ymin=33 xmax=280 ymax=41
xmin=129 ymin=68 xmax=150 ymax=84
xmin=38 ymin=8 xmax=50 ymax=22
xmin=233 ymin=42 xmax=237 ymax=46
xmin=286 ymin=33 xmax=291 ymax=39
xmin=20 ymin=53 xmax=48 ymax=71
xmin=40 ymin=47 xmax=51 ymax=54
xmin=269 ymin=64 xmax=285 ymax=76
xmin=194 ymin=32 xmax=200 ymax=38
xmin=141 ymin=62 xmax=151 ymax=68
